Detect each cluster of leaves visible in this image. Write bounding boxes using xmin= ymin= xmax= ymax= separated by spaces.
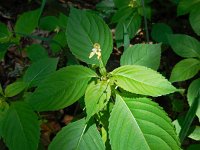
xmin=0 ymin=0 xmax=200 ymax=150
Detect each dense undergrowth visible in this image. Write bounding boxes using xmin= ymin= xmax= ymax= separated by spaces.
xmin=0 ymin=0 xmax=200 ymax=150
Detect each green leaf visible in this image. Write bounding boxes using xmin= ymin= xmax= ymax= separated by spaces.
xmin=58 ymin=13 xmax=68 ymax=30
xmin=120 ymin=43 xmax=161 ymax=70
xmin=177 ymin=0 xmax=200 ymax=16
xmin=111 ymin=7 xmax=134 ymax=23
xmin=189 ymin=4 xmax=200 ymax=36
xmin=85 ymin=81 xmax=111 ymax=121
xmin=14 ymin=9 xmax=40 ymax=34
xmin=26 ymin=44 xmax=48 ymax=62
xmin=109 ymin=95 xmax=180 ymax=150
xmin=23 ymin=58 xmax=58 ymax=87
xmin=179 ymin=91 xmax=200 ymax=143
xmin=67 ymin=8 xmax=113 ymax=65
xmin=2 ymin=101 xmax=40 ymax=150
xmin=49 ymin=119 xmax=105 ymax=150
xmin=173 ymin=116 xmax=184 ymax=135
xmin=111 ymin=65 xmax=177 ymax=97
xmin=27 ymin=65 xmax=98 ymax=111
xmin=115 ymin=13 xmax=141 ymax=48
xmin=151 ymin=23 xmax=173 ymax=44
xmin=170 ymin=58 xmax=200 ymax=82
xmin=168 ymin=34 xmax=200 ymax=58
xmin=188 ymin=126 xmax=200 ymax=141
xmin=5 ymin=81 xmax=27 ymax=97
xmin=187 ymin=78 xmax=200 ymax=121
xmin=50 ymin=32 xmax=67 ymax=52
xmin=0 ymin=22 xmax=11 ymax=43
xmin=39 ymin=16 xmax=59 ymax=31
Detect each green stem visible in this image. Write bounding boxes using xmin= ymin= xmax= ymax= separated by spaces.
xmin=141 ymin=0 xmax=150 ymax=43
xmin=99 ymin=59 xmax=107 ymax=77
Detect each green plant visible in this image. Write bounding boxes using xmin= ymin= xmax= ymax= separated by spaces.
xmin=37 ymin=8 xmax=181 ymax=149
xmin=177 ymin=0 xmax=200 ymax=36
xmin=112 ymin=0 xmax=152 ymax=47
xmin=7 ymin=0 xmax=200 ymax=148
xmin=0 ymin=5 xmax=183 ymax=150
xmin=168 ymin=34 xmax=200 ymax=83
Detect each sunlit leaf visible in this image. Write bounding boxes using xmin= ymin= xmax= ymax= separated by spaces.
xmin=85 ymin=81 xmax=111 ymax=121
xmin=109 ymin=95 xmax=180 ymax=150
xmin=49 ymin=119 xmax=105 ymax=150
xmin=27 ymin=65 xmax=98 ymax=111
xmin=111 ymin=65 xmax=177 ymax=96
xmin=120 ymin=43 xmax=161 ymax=70
xmin=170 ymin=58 xmax=200 ymax=82
xmin=67 ymin=8 xmax=112 ymax=65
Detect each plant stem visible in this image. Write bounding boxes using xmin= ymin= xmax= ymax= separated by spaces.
xmin=99 ymin=58 xmax=107 ymax=77
xmin=141 ymin=0 xmax=150 ymax=43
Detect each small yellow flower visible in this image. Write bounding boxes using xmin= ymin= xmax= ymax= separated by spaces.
xmin=54 ymin=26 xmax=60 ymax=33
xmin=128 ymin=0 xmax=137 ymax=8
xmin=89 ymin=43 xmax=102 ymax=59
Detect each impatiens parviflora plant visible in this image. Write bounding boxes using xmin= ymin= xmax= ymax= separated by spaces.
xmin=25 ymin=8 xmax=180 ymax=150
xmin=0 ymin=7 xmax=181 ymax=150
xmin=112 ymin=0 xmax=152 ymax=48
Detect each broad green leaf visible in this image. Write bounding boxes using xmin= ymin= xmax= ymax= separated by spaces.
xmin=58 ymin=13 xmax=68 ymax=30
xmin=168 ymin=34 xmax=200 ymax=58
xmin=2 ymin=101 xmax=40 ymax=150
xmin=0 ymin=43 xmax=10 ymax=60
xmin=39 ymin=16 xmax=59 ymax=31
xmin=109 ymin=95 xmax=180 ymax=150
xmin=67 ymin=8 xmax=113 ymax=65
xmin=0 ymin=22 xmax=11 ymax=43
xmin=5 ymin=81 xmax=27 ymax=97
xmin=111 ymin=7 xmax=134 ymax=23
xmin=49 ymin=119 xmax=105 ymax=150
xmin=187 ymin=78 xmax=200 ymax=121
xmin=26 ymin=44 xmax=48 ymax=62
xmin=179 ymin=92 xmax=200 ymax=143
xmin=189 ymin=4 xmax=200 ymax=36
xmin=50 ymin=32 xmax=67 ymax=52
xmin=27 ymin=65 xmax=98 ymax=111
xmin=120 ymin=43 xmax=161 ymax=70
xmin=177 ymin=0 xmax=200 ymax=16
xmin=188 ymin=126 xmax=200 ymax=141
xmin=111 ymin=65 xmax=177 ymax=97
xmin=23 ymin=58 xmax=58 ymax=87
xmin=15 ymin=9 xmax=40 ymax=34
xmin=85 ymin=81 xmax=111 ymax=121
xmin=151 ymin=23 xmax=173 ymax=44
xmin=170 ymin=58 xmax=200 ymax=82
xmin=115 ymin=13 xmax=141 ymax=48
